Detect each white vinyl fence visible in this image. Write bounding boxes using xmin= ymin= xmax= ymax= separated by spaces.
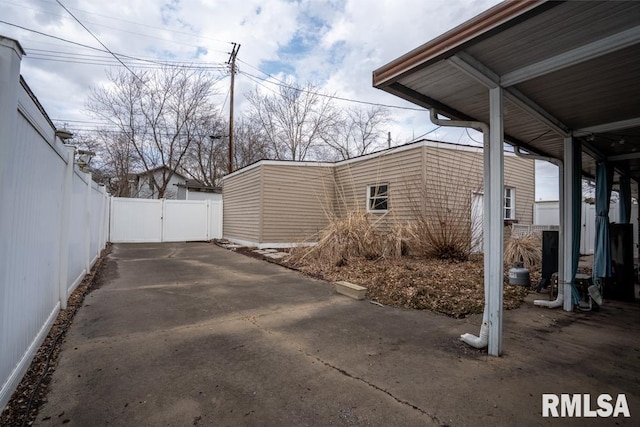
xmin=0 ymin=38 xmax=109 ymax=410
xmin=109 ymin=198 xmax=223 ymax=243
xmin=532 ymin=200 xmax=638 ymax=256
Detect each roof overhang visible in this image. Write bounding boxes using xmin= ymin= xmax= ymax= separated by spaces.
xmin=373 ymin=0 xmax=640 ymax=183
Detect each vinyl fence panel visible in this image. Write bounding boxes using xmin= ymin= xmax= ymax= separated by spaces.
xmin=1 ymin=39 xmax=110 ymax=409
xmin=0 ymin=38 xmax=108 ymax=408
xmin=109 ymin=198 xmax=162 ymax=243
xmin=67 ymin=171 xmax=89 ymax=293
xmin=109 ymin=198 xmax=223 ymax=243
xmin=209 ymin=199 xmax=223 ymax=240
xmin=163 ymin=200 xmax=208 ymax=242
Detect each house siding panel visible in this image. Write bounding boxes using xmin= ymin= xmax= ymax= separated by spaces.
xmin=221 ymin=140 xmax=535 ymax=247
xmin=222 ymin=166 xmax=261 ymax=242
xmin=261 ymin=165 xmax=334 ymax=244
xmin=334 ymin=146 xmax=424 ymax=231
xmin=504 ymin=155 xmax=535 ymax=225
xmin=422 ymin=145 xmax=484 ymax=231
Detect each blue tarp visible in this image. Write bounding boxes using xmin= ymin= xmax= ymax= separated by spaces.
xmin=619 ymin=175 xmax=631 ymax=224
xmin=593 ymin=162 xmax=613 ymax=281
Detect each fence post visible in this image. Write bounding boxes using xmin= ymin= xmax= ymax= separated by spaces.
xmin=98 ymin=185 xmax=106 ymax=252
xmin=85 ymin=172 xmax=92 ymax=272
xmin=161 ymin=198 xmax=166 ymax=242
xmin=205 ymin=200 xmax=211 ymax=240
xmin=58 ymin=145 xmax=75 ymax=310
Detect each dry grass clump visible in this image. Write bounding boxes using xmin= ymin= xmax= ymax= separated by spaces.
xmin=289 ymin=211 xmax=406 ymax=268
xmin=405 ymin=217 xmax=473 ymax=262
xmin=504 ymin=232 xmax=542 ymax=269
xmin=503 ymin=232 xmax=542 ymax=288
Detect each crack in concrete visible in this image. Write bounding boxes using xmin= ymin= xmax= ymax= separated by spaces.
xmin=245 ymin=316 xmax=442 ymax=425
xmin=310 ymin=354 xmax=442 ymax=425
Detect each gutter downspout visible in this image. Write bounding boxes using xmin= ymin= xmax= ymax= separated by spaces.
xmin=429 ymin=109 xmax=489 ymax=349
xmin=513 ymin=147 xmax=565 ymax=308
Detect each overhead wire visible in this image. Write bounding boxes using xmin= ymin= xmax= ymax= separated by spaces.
xmin=237 ymin=65 xmax=427 ymax=111
xmin=2 ymin=0 xmax=234 ymax=49
xmin=35 ymin=0 xmax=234 ymax=45
xmin=54 ymin=0 xmax=148 ymax=84
xmin=0 ymin=21 xmax=229 ymax=71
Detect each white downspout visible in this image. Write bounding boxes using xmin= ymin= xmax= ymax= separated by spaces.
xmin=429 ymin=109 xmax=489 ymax=349
xmin=513 ymin=147 xmax=565 ymax=308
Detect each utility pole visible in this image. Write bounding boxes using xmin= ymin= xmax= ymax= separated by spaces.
xmin=227 ymin=43 xmax=240 ymax=174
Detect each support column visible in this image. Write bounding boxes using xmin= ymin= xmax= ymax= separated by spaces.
xmin=562 ymin=137 xmax=575 ymax=312
xmin=488 ymin=87 xmax=504 ymax=356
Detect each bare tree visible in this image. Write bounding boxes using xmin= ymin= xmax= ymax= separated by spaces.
xmin=322 ymin=105 xmax=391 ymax=160
xmin=95 ymin=131 xmax=139 ymax=196
xmin=87 ymin=67 xmax=220 ymax=198
xmin=233 ymin=117 xmax=271 ymax=169
xmin=180 ymin=113 xmax=227 ymax=187
xmin=246 ymin=82 xmax=338 ymax=161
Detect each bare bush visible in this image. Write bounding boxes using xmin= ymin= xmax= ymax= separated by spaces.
xmin=405 ymin=147 xmax=483 ymax=261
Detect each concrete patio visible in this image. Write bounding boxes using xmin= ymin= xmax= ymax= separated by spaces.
xmin=35 ymin=243 xmax=639 ymax=426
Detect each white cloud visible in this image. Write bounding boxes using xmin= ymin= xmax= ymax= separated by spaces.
xmin=1 ymin=0 xmax=501 ymax=140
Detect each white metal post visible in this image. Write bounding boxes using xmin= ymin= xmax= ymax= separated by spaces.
xmin=557 ymin=163 xmax=565 ymax=300
xmin=563 ymin=137 xmax=575 ymax=311
xmin=488 ymin=86 xmax=504 ymax=356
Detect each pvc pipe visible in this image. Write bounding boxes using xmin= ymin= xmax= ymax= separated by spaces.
xmin=512 ymin=147 xmax=566 ymax=309
xmin=429 ymin=109 xmax=489 ymax=349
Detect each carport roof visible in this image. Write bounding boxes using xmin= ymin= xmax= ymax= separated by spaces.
xmin=373 ymin=0 xmax=640 ymax=181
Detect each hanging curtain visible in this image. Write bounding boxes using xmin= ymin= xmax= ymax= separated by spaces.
xmin=619 ymin=175 xmax=631 ymax=224
xmin=593 ymin=161 xmax=613 ymax=282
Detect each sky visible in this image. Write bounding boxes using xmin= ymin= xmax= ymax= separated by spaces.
xmin=0 ymin=0 xmax=558 ymax=200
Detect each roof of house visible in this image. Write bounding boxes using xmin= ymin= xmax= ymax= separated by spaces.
xmin=134 ymin=166 xmax=188 ymax=180
xmin=223 ymin=138 xmax=528 ymax=180
xmin=372 ymin=0 xmax=640 ymax=182
xmin=176 ymin=179 xmax=221 ymax=193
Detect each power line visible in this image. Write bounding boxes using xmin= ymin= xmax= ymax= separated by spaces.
xmin=37 ymin=0 xmax=235 ymax=45
xmin=237 ymin=65 xmax=426 ymax=112
xmin=54 ymin=0 xmax=144 ymax=84
xmin=0 ymin=21 xmax=228 ymax=71
xmin=3 ymin=0 xmax=234 ymax=48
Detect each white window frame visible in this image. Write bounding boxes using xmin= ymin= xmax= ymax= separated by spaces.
xmin=504 ymin=186 xmax=516 ymax=220
xmin=367 ymin=183 xmax=389 ymax=213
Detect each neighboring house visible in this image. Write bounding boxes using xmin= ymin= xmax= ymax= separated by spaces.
xmin=176 ymin=180 xmax=222 ymax=202
xmin=222 ymin=139 xmax=535 ymax=249
xmin=129 ymin=166 xmax=188 ymax=199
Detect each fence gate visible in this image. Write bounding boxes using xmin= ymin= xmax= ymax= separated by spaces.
xmin=109 ymin=198 xmax=222 ymax=243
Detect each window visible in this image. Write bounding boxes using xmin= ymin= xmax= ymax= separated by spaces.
xmin=504 ymin=187 xmax=515 ymax=220
xmin=367 ymin=183 xmax=389 ymax=212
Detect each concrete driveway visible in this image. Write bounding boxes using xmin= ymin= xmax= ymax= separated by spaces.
xmin=36 ymin=243 xmax=639 ymax=426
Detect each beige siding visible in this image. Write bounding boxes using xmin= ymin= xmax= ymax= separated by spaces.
xmin=504 ymin=155 xmax=535 ymax=225
xmin=422 ymin=145 xmax=485 ymax=232
xmin=334 ymin=146 xmax=424 ymax=230
xmin=222 ymin=141 xmax=536 ymax=247
xmin=222 ymin=166 xmax=261 ymax=242
xmin=261 ymin=164 xmax=334 ymax=244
